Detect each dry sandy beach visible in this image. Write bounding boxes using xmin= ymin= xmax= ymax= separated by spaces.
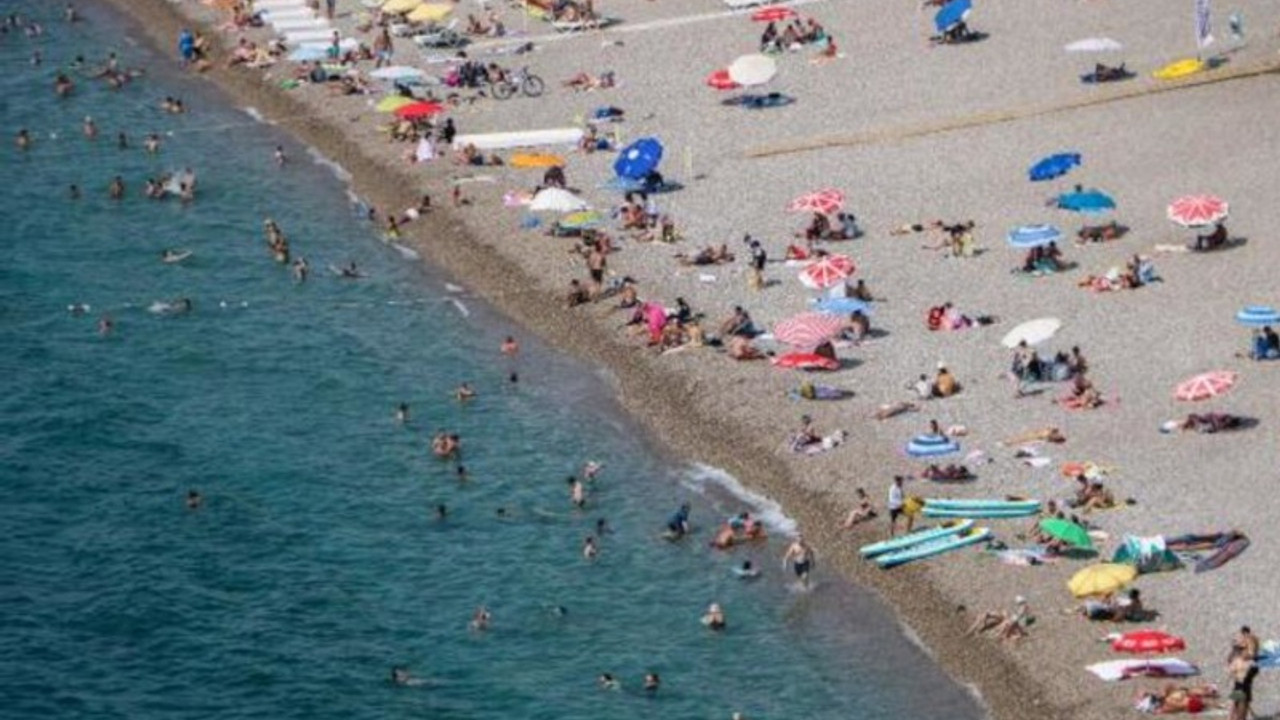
xmin=102 ymin=0 xmax=1280 ymax=717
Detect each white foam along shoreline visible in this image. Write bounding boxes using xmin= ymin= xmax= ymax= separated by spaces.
xmin=682 ymin=462 xmax=799 ymax=537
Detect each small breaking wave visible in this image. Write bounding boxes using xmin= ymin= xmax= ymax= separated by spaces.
xmin=306 ymin=146 xmax=352 ymax=183
xmin=392 ymin=243 xmax=420 ymax=260
xmin=681 ymin=463 xmax=798 ymax=536
xmin=242 ymin=106 xmax=265 ymax=123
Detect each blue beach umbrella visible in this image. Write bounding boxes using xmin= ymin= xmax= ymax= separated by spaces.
xmin=1236 ymin=306 xmax=1280 ymax=327
xmin=934 ymin=0 xmax=972 ymax=33
xmin=906 ymin=434 xmax=960 ymax=458
xmin=613 ymin=137 xmax=664 ymax=180
xmin=812 ymin=297 xmax=872 ymax=316
xmin=1029 ymin=152 xmax=1082 ymax=182
xmin=1056 ymin=190 xmax=1115 ymax=214
xmin=1007 ymin=224 xmax=1063 ymax=248
xmin=288 ymin=45 xmax=329 ymax=62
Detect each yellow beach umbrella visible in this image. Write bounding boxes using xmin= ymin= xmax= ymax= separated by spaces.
xmin=375 ymin=96 xmax=415 ymax=113
xmin=1152 ymin=58 xmax=1204 ymax=80
xmin=382 ymin=0 xmax=423 ymax=14
xmin=407 ymin=3 xmax=452 ymax=23
xmin=509 ymin=152 xmax=566 ymax=169
xmin=1068 ymin=563 xmax=1137 ymax=598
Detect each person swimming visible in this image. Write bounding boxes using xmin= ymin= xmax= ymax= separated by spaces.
xmin=582 ymin=536 xmax=598 ymax=559
xmin=274 ymin=145 xmax=287 ymax=166
xmin=15 ymin=128 xmax=30 ymax=150
xmin=186 ymin=489 xmax=203 ymax=510
xmin=454 ymin=382 xmax=476 ymax=401
xmin=700 ymin=603 xmax=726 ymax=631
xmin=734 ymin=559 xmax=761 ymax=579
xmin=292 ymin=256 xmax=309 ymax=283
xmin=664 ymin=503 xmax=691 ymax=539
xmin=643 ymin=672 xmax=660 ymax=692
xmin=597 ymin=673 xmax=620 ymax=690
xmin=394 ymin=403 xmax=410 ymax=423
xmin=469 ymin=605 xmax=491 ymax=631
xmin=161 ymin=249 xmax=191 ymax=263
xmin=434 ymin=503 xmax=447 ymax=520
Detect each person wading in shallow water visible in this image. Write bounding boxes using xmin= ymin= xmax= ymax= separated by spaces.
xmin=782 ymin=534 xmax=815 ymax=588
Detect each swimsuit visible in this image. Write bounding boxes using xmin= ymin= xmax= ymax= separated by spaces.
xmin=793 ymin=558 xmax=811 ymax=576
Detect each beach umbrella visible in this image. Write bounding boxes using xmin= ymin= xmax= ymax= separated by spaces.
xmin=509 ymin=152 xmax=565 ymax=169
xmin=1068 ymin=563 xmax=1136 ymax=597
xmin=1153 ymin=58 xmax=1204 ymax=80
xmin=751 ymin=5 xmax=797 ymax=22
xmin=787 ymin=189 xmax=845 ymax=215
xmin=812 ymin=297 xmax=872 ymax=316
xmin=1236 ymin=306 xmax=1280 ymax=327
xmin=529 ymin=188 xmax=588 ymax=213
xmin=375 ymin=95 xmax=415 ymax=113
xmin=1056 ymin=190 xmax=1116 ymax=214
xmin=613 ymin=137 xmax=664 ymax=180
xmin=1040 ymin=518 xmax=1094 ymax=550
xmin=1065 ymin=37 xmax=1124 ymax=52
xmin=1029 ymin=152 xmax=1082 ymax=181
xmin=406 ymin=2 xmax=452 ymax=23
xmin=934 ymin=0 xmax=971 ymax=33
xmin=798 ymin=255 xmax=856 ymax=290
xmin=727 ymin=54 xmax=778 ymax=87
xmin=773 ymin=312 xmax=846 ymax=348
xmin=905 ymin=434 xmax=960 ymax=458
xmin=288 ymin=46 xmax=329 ymax=62
xmin=382 ymin=0 xmax=423 ymax=13
xmin=370 ymin=66 xmax=426 ymax=82
xmin=1001 ymin=317 xmax=1061 ymax=348
xmin=559 ymin=210 xmax=603 ymax=230
xmin=1167 ymin=194 xmax=1228 ymax=227
xmin=771 ymin=352 xmax=840 ymax=371
xmin=1113 ymin=630 xmax=1186 ymax=655
xmin=1173 ymin=370 xmax=1236 ymax=402
xmin=1007 ymin=224 xmax=1062 ymax=248
xmin=705 ymin=68 xmax=741 ymax=91
xmin=394 ymin=101 xmax=446 ymax=119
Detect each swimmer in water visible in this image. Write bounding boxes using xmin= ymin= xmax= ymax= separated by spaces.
xmin=274 ymin=145 xmax=287 ymax=166
xmin=434 ymin=503 xmax=447 ymax=520
xmin=597 ymin=673 xmax=620 ymax=690
xmin=117 ymin=132 xmax=128 ymax=150
xmin=82 ymin=116 xmax=97 ymax=140
xmin=186 ymin=489 xmax=203 ymax=509
xmin=664 ymin=503 xmax=691 ymax=540
xmin=735 ymin=559 xmax=761 ymax=579
xmin=108 ymin=176 xmax=125 ymax=200
xmin=68 ymin=303 xmax=90 ymax=316
xmin=394 ymin=403 xmax=409 ymax=423
xmin=700 ymin=602 xmax=726 ymax=631
xmin=15 ymin=128 xmax=31 ymax=150
xmin=390 ymin=667 xmax=424 ymax=686
xmin=567 ymin=476 xmax=585 ymax=508
xmin=595 ymin=518 xmax=610 ymax=535
xmin=144 ymin=133 xmax=161 ymax=154
xmin=69 ymin=184 xmax=80 ymax=199
xmin=161 ymin=249 xmax=190 ymax=263
xmin=469 ymin=605 xmax=491 ymax=631
xmin=55 ymin=72 xmax=74 ymax=96
xmin=782 ymin=534 xmax=816 ymax=589
xmin=455 ymin=465 xmax=468 ymax=482
xmin=501 ymin=335 xmax=520 ymax=357
xmin=65 ymin=3 xmax=79 ymax=22
xmin=97 ymin=314 xmax=113 ymax=336
xmin=643 ymin=673 xmax=660 ymax=693
xmin=339 ymin=261 xmax=363 ymax=279
xmin=292 ymin=256 xmax=309 ymax=283
xmin=31 ymin=49 xmax=42 ymax=66
xmin=583 ymin=461 xmax=603 ymax=481
xmin=582 ymin=535 xmax=598 ymax=560
xmin=454 ymin=382 xmax=475 ymax=402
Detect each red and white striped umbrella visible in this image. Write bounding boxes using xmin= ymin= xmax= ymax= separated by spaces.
xmin=705 ymin=68 xmax=740 ymax=91
xmin=1173 ymin=370 xmax=1237 ymax=401
xmin=751 ymin=5 xmax=797 ymax=22
xmin=798 ymin=254 xmax=855 ymax=289
xmin=1167 ymin=194 xmax=1229 ymax=227
xmin=787 ymin=189 xmax=845 ymax=215
xmin=773 ymin=312 xmax=846 ymax=347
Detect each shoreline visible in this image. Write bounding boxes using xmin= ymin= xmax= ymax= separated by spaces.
xmin=83 ymin=1 xmax=1240 ymax=719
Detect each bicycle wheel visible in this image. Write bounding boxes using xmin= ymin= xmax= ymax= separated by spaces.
xmin=492 ymin=81 xmax=514 ymax=100
xmin=521 ymin=75 xmax=545 ymax=98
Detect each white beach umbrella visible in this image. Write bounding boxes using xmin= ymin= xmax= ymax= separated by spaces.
xmin=727 ymin=54 xmax=777 ymax=87
xmin=529 ymin=188 xmax=588 ymax=213
xmin=1001 ymin=318 xmax=1062 ymax=348
xmin=1064 ymin=38 xmax=1123 ymax=52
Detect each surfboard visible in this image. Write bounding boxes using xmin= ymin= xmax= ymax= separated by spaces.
xmin=922 ymin=506 xmax=1038 ymax=519
xmin=859 ymin=519 xmax=973 ymax=558
xmin=924 ymin=498 xmax=1040 ymax=512
xmin=876 ymin=527 xmax=991 ymax=568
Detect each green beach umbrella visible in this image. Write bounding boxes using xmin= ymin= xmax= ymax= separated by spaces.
xmin=1039 ymin=518 xmax=1093 ymax=550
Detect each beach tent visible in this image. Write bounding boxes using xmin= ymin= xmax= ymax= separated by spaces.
xmin=1112 ymin=535 xmax=1183 ymax=574
xmin=1236 ymin=306 xmax=1280 ymax=327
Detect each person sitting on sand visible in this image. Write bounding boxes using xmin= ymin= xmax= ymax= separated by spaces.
xmin=675 ymin=244 xmax=734 ymax=266
xmin=841 ymin=310 xmax=871 ymax=343
xmin=799 ymin=212 xmax=831 ymax=241
xmin=1081 ymin=588 xmax=1149 ymax=623
xmin=966 ymin=596 xmax=1032 ymax=644
xmin=841 ymin=488 xmax=877 ymax=527
xmin=932 ymin=365 xmax=958 ymax=398
xmin=1134 ymin=683 xmax=1219 ymax=714
xmin=1193 ymin=222 xmax=1228 ymax=251
xmin=1080 ymin=480 xmax=1116 ymax=512
xmin=720 ymin=306 xmax=757 ymax=338
xmin=565 ymin=279 xmax=590 ymax=308
xmin=792 ymin=415 xmax=821 ymax=448
xmin=1091 ymin=63 xmax=1129 ymax=83
xmin=727 ymin=334 xmax=766 ymax=360
xmin=1063 ymin=373 xmax=1102 ymax=409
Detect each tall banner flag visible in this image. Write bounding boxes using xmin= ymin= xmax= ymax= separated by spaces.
xmin=1196 ymin=0 xmax=1215 ymax=49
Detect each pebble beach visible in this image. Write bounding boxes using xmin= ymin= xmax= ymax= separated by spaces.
xmin=96 ymin=0 xmax=1280 ymax=717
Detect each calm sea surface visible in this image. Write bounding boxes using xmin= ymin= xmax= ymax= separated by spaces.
xmin=0 ymin=4 xmax=984 ymax=718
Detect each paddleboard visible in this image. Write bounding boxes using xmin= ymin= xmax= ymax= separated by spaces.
xmin=925 ymin=498 xmax=1040 ymax=512
xmin=876 ymin=527 xmax=992 ymax=568
xmin=922 ymin=506 xmax=1039 ymax=519
xmin=859 ymin=519 xmax=973 ymax=558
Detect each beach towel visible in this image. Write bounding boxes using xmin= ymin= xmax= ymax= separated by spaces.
xmin=1086 ymin=658 xmax=1199 ymax=682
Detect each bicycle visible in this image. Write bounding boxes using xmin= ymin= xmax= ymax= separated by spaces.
xmin=491 ymin=66 xmax=545 ymax=100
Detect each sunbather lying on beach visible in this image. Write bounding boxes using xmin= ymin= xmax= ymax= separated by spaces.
xmin=1076 ymin=220 xmax=1123 ymax=244
xmin=1135 ymin=683 xmax=1219 ymax=714
xmin=1057 ymin=374 xmax=1103 ymax=409
xmin=1003 ymin=427 xmax=1066 ymax=446
xmin=965 ymin=596 xmax=1032 ymax=644
xmin=675 ymin=244 xmax=734 ymax=266
xmin=926 ymin=302 xmax=995 ymax=331
xmin=1019 ymin=243 xmax=1067 ymax=274
xmin=727 ymin=335 xmax=766 ymax=360
xmin=891 ymin=220 xmax=943 ymax=235
xmin=1076 ymin=589 xmax=1150 ymax=622
xmin=921 ymin=464 xmax=974 ymax=481
xmin=563 ymin=71 xmax=616 ymax=91
xmin=1161 ymin=413 xmax=1249 ymax=434
xmin=720 ymin=306 xmax=758 ymax=338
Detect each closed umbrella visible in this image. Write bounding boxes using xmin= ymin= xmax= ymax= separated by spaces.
xmin=1001 ymin=317 xmax=1061 ymax=348
xmin=1173 ymin=371 xmax=1236 ymax=402
xmin=1065 ymin=37 xmax=1124 ymax=52
xmin=773 ymin=312 xmax=846 ymax=347
xmin=613 ymin=137 xmax=663 ymax=180
xmin=905 ymin=434 xmax=960 ymax=458
xmin=787 ymin=189 xmax=845 ymax=215
xmin=1236 ymin=306 xmax=1280 ymax=327
xmin=1167 ymin=194 xmax=1228 ymax=227
xmin=1040 ymin=518 xmax=1094 ymax=550
xmin=1007 ymin=224 xmax=1062 ymax=248
xmin=1056 ymin=190 xmax=1115 ymax=214
xmin=934 ymin=0 xmax=971 ymax=33
xmin=706 ymin=68 xmax=740 ymax=91
xmin=727 ymin=53 xmax=778 ymax=87
xmin=1068 ymin=563 xmax=1136 ymax=597
xmin=798 ymin=255 xmax=855 ymax=290
xmin=529 ymin=188 xmax=588 ymax=213
xmin=1029 ymin=152 xmax=1081 ymax=181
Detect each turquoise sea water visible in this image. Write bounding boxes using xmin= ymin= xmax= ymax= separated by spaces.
xmin=0 ymin=4 xmax=984 ymax=719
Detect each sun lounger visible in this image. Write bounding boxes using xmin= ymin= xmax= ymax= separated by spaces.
xmin=256 ymin=0 xmax=309 ymax=9
xmin=260 ymin=8 xmax=317 ymax=22
xmin=271 ymin=18 xmax=332 ymax=32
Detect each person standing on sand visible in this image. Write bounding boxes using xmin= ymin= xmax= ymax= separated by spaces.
xmin=782 ymin=534 xmax=815 ymax=588
xmin=501 ymin=335 xmax=519 ymax=382
xmin=325 ymin=0 xmax=336 ymax=20
xmin=887 ymin=475 xmax=908 ymax=536
xmin=587 ymin=245 xmax=607 ymax=299
xmin=747 ymin=237 xmax=766 ymax=291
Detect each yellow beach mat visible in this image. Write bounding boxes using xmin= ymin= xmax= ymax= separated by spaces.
xmin=375 ymin=96 xmax=415 ymax=113
xmin=509 ymin=153 xmax=566 ymax=169
xmin=382 ymin=0 xmax=423 ymax=14
xmin=1153 ymin=58 xmax=1204 ymax=80
xmin=407 ymin=3 xmax=452 ymax=23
